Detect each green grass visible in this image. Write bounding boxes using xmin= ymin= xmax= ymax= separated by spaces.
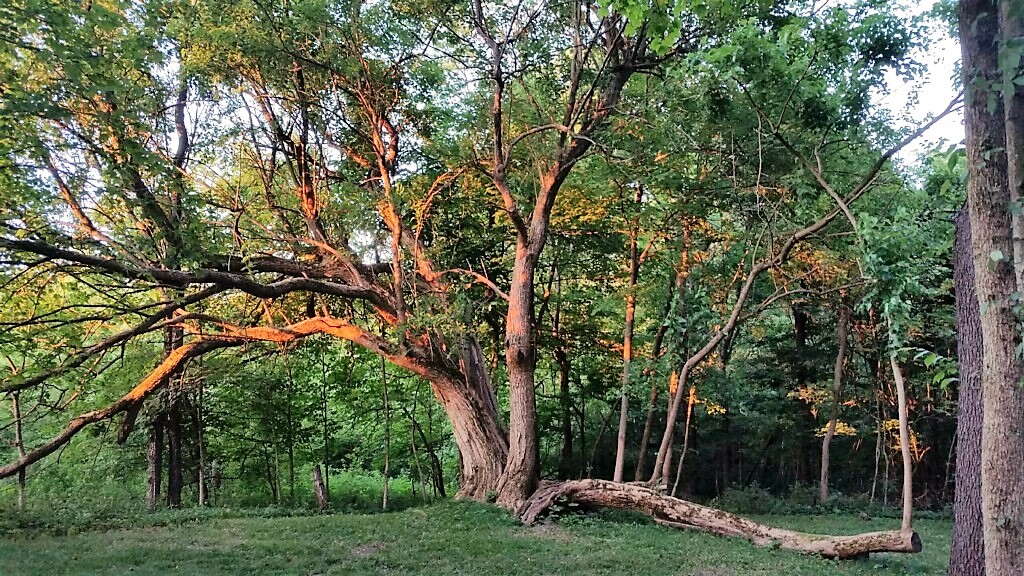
xmin=0 ymin=502 xmax=950 ymax=575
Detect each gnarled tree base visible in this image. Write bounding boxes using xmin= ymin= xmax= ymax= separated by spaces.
xmin=519 ymin=480 xmax=921 ymax=559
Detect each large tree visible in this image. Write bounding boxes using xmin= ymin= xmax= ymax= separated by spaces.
xmin=0 ymin=0 xmax=954 ymax=554
xmin=951 ymin=206 xmax=986 ymax=576
xmin=0 ymin=0 xmax=670 ymax=506
xmin=958 ymin=0 xmax=1024 ymax=573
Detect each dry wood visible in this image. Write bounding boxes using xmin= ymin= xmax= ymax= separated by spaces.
xmin=520 ymin=480 xmax=921 ymax=559
xmin=312 ymin=465 xmax=330 ymax=510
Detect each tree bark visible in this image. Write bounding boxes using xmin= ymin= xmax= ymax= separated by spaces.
xmin=496 ymin=241 xmax=541 ymax=508
xmin=435 ymin=373 xmax=507 ymax=501
xmin=890 ymin=356 xmax=914 ymax=532
xmin=950 ymin=207 xmax=986 ymax=576
xmin=312 ymin=464 xmax=330 ymax=510
xmin=382 ymin=357 xmax=391 ymax=511
xmin=146 ymin=414 xmax=164 ymax=511
xmin=520 ymin=480 xmax=921 ymax=559
xmin=555 ymin=347 xmax=574 ymax=480
xmin=960 ymin=2 xmax=1024 ymax=573
xmin=1001 ymin=1 xmax=1024 ymax=289
xmin=614 ymin=200 xmax=641 ymax=482
xmin=12 ymin=393 xmax=26 ymax=510
xmin=163 ymin=323 xmax=185 ymax=509
xmin=633 ymin=275 xmax=675 ymax=481
xmin=196 ymin=382 xmax=207 ymax=506
xmin=671 ymin=386 xmax=697 ymax=497
xmin=426 ymin=337 xmax=506 ymax=501
xmin=820 ymin=306 xmax=849 ymax=504
xmin=166 ymin=404 xmax=183 ymax=508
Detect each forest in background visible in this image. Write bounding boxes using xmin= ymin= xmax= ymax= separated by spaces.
xmin=0 ymin=0 xmax=1020 ymax=572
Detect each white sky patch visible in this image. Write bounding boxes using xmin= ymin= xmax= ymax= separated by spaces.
xmin=877 ymin=0 xmax=964 ymax=163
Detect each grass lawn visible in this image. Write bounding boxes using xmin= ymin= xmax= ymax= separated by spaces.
xmin=0 ymin=502 xmax=950 ymax=575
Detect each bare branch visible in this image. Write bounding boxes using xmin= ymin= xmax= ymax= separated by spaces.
xmin=0 ymin=238 xmax=395 ymax=313
xmin=0 ymin=338 xmax=237 ymax=479
xmin=1 ymin=286 xmax=225 ymax=394
xmin=440 ymin=268 xmax=510 ymax=301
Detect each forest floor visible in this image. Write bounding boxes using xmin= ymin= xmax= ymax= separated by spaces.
xmin=0 ymin=501 xmax=950 ymax=575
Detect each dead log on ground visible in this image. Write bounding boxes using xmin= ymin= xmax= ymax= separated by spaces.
xmin=519 ymin=479 xmax=921 ymax=559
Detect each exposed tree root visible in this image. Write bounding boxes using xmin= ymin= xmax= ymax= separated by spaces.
xmin=519 ymin=480 xmax=921 ymax=559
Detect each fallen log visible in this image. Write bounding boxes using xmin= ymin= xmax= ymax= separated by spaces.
xmin=519 ymin=479 xmax=921 ymax=559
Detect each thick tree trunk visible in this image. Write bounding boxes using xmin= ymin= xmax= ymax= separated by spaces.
xmin=166 ymin=404 xmax=183 ymax=508
xmin=820 ymin=306 xmax=849 ymax=504
xmin=960 ymin=2 xmax=1024 ymax=573
xmin=421 ymin=335 xmax=507 ymax=501
xmin=163 ymin=323 xmax=184 ymax=509
xmin=520 ymin=480 xmax=921 ymax=559
xmin=950 ymin=207 xmax=986 ymax=576
xmin=496 ymin=242 xmax=540 ymax=508
xmin=433 ymin=377 xmax=507 ymax=500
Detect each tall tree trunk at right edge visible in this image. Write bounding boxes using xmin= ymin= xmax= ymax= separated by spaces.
xmin=820 ymin=306 xmax=849 ymax=504
xmin=950 ymin=207 xmax=986 ymax=576
xmin=960 ymin=2 xmax=1024 ymax=573
xmin=1001 ymin=1 xmax=1024 ymax=290
xmin=614 ymin=191 xmax=641 ymax=482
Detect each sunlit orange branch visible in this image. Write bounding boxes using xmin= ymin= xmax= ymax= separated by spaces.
xmin=0 ymin=338 xmax=237 ymax=479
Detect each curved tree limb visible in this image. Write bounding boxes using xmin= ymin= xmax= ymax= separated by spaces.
xmin=1 ymin=285 xmax=225 ymax=394
xmin=520 ymin=480 xmax=921 ymax=559
xmin=0 ymin=238 xmax=395 ymax=314
xmin=1 ymin=313 xmax=465 ymax=479
xmin=0 ymin=338 xmax=238 ymax=479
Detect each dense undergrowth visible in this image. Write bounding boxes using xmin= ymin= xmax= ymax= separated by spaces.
xmin=0 ymin=469 xmax=430 ymax=538
xmin=1 ymin=468 xmax=951 ymax=540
